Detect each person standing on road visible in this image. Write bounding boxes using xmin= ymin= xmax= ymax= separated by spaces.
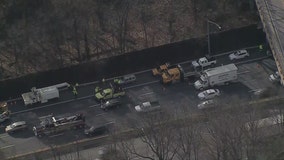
xmin=259 ymin=44 xmax=263 ymax=52
xmin=72 ymin=84 xmax=78 ymax=98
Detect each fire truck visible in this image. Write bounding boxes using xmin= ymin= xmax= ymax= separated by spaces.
xmin=33 ymin=113 xmax=85 ymax=137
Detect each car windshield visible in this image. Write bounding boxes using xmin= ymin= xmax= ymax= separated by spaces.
xmin=11 ymin=123 xmax=17 ymax=128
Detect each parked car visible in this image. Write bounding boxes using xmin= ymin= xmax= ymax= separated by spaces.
xmin=269 ymin=71 xmax=280 ymax=83
xmin=229 ymin=49 xmax=249 ymax=60
xmin=198 ymin=89 xmax=220 ymax=100
xmin=197 ymin=100 xmax=215 ymax=109
xmin=5 ymin=121 xmax=27 ymax=133
xmin=100 ymin=98 xmax=122 ymax=111
xmin=84 ymin=124 xmax=110 ymax=136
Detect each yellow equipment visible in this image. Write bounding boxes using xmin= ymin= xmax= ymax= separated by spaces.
xmin=160 ymin=64 xmax=199 ymax=84
xmin=152 ymin=63 xmax=170 ymax=76
xmin=161 ymin=67 xmax=182 ymax=84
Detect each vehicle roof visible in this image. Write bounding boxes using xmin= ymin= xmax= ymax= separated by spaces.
xmin=103 ymin=88 xmax=112 ymax=93
xmin=106 ymin=98 xmax=121 ymax=103
xmin=237 ymin=49 xmax=247 ymax=53
xmin=123 ymin=74 xmax=136 ymax=79
xmin=199 ymin=57 xmax=207 ymax=61
xmin=167 ymin=68 xmax=180 ymax=75
xmin=204 ymin=89 xmax=217 ymax=94
xmin=12 ymin=121 xmax=26 ymax=126
xmin=204 ymin=64 xmax=237 ymax=77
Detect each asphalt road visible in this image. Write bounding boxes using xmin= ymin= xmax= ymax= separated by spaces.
xmin=0 ymin=47 xmax=272 ymax=158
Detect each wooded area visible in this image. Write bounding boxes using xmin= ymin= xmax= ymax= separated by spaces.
xmin=0 ymin=0 xmax=257 ymax=79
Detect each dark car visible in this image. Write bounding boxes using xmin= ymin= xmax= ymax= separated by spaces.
xmin=84 ymin=125 xmax=109 ymax=136
xmin=100 ymin=98 xmax=122 ymax=111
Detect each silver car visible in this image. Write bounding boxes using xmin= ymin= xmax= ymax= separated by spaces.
xmin=198 ymin=89 xmax=220 ymax=100
xmin=197 ymin=100 xmax=215 ymax=109
xmin=5 ymin=121 xmax=27 ymax=133
xmin=229 ymin=49 xmax=249 ymax=60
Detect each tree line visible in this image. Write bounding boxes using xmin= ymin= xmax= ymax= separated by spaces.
xmin=0 ymin=0 xmax=256 ymax=79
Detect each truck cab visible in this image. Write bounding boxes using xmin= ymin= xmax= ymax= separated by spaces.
xmin=135 ymin=101 xmax=161 ymax=113
xmin=161 ymin=67 xmax=181 ymax=84
xmin=152 ymin=63 xmax=170 ymax=76
xmin=192 ymin=57 xmax=216 ymax=69
xmin=95 ymin=83 xmax=125 ymax=101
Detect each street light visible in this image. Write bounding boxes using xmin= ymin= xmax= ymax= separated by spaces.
xmin=207 ymin=20 xmax=222 ymax=57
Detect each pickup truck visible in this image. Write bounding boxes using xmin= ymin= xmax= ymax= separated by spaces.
xmin=134 ymin=101 xmax=161 ymax=113
xmin=191 ymin=57 xmax=216 ymax=69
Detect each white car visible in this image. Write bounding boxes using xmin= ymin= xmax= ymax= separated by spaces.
xmin=198 ymin=89 xmax=220 ymax=100
xmin=197 ymin=100 xmax=215 ymax=109
xmin=269 ymin=71 xmax=280 ymax=82
xmin=229 ymin=49 xmax=249 ymax=60
xmin=5 ymin=121 xmax=27 ymax=133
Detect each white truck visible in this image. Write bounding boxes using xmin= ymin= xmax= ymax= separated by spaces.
xmin=22 ymin=82 xmax=70 ymax=106
xmin=192 ymin=57 xmax=217 ymax=69
xmin=194 ymin=64 xmax=238 ymax=90
xmin=135 ymin=101 xmax=161 ymax=113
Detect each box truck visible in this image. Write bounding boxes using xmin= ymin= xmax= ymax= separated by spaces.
xmin=194 ymin=64 xmax=238 ymax=90
xmin=22 ymin=82 xmax=69 ymax=106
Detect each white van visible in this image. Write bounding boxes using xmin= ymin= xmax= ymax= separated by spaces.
xmin=114 ymin=74 xmax=136 ymax=85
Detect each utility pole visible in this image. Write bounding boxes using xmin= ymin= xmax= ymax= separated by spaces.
xmin=207 ymin=20 xmax=222 ymax=57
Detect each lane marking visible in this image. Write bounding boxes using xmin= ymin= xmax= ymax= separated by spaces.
xmin=95 ymin=113 xmax=106 ymax=117
xmin=89 ymin=104 xmax=100 ymax=108
xmin=48 ymin=133 xmax=64 ymax=138
xmin=0 ymin=135 xmax=9 ymax=139
xmin=0 ymin=145 xmax=14 ymax=150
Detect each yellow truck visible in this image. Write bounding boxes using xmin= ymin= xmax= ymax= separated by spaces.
xmin=160 ymin=64 xmax=198 ymax=84
xmin=152 ymin=63 xmax=170 ymax=76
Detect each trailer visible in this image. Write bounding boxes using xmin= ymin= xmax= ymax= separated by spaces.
xmin=33 ymin=113 xmax=85 ymax=137
xmin=194 ymin=64 xmax=238 ymax=90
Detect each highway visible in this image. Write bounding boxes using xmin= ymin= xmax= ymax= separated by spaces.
xmin=0 ymin=46 xmax=274 ymax=158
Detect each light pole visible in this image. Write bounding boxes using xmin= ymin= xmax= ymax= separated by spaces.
xmin=207 ymin=20 xmax=222 ymax=57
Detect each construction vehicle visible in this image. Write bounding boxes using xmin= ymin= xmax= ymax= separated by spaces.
xmin=33 ymin=113 xmax=85 ymax=137
xmin=160 ymin=63 xmax=199 ymax=84
xmin=194 ymin=64 xmax=238 ymax=90
xmin=0 ymin=102 xmax=10 ymax=123
xmin=95 ymin=83 xmax=125 ymax=101
xmin=152 ymin=63 xmax=170 ymax=76
xmin=22 ymin=82 xmax=70 ymax=106
xmin=192 ymin=56 xmax=216 ymax=69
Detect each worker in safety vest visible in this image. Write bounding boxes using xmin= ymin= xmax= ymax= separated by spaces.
xmin=72 ymin=85 xmax=78 ymax=98
xmin=114 ymin=78 xmax=121 ymax=84
xmin=259 ymin=44 xmax=263 ymax=52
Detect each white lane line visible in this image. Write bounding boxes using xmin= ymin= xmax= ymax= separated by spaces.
xmin=139 ymin=92 xmax=154 ymax=96
xmin=96 ymin=113 xmax=106 ymax=117
xmin=48 ymin=133 xmax=64 ymax=138
xmin=0 ymin=135 xmax=9 ymax=139
xmin=12 ymin=95 xmax=94 ymax=115
xmin=89 ymin=104 xmax=100 ymax=108
xmin=0 ymin=145 xmax=14 ymax=150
